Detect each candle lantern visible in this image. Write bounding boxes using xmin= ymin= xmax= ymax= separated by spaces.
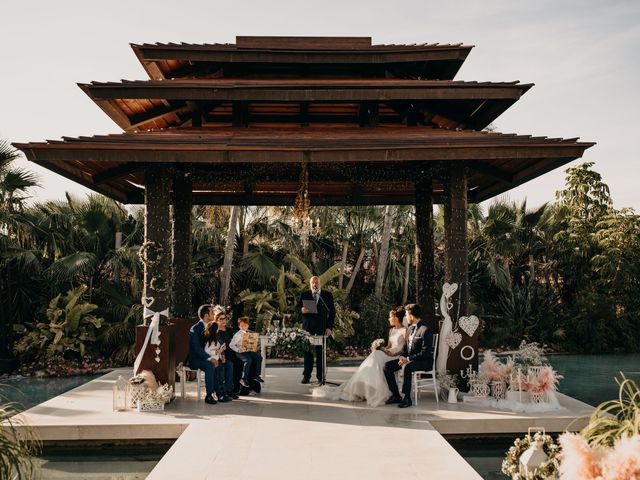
xmin=112 ymin=375 xmax=128 ymax=411
xmin=519 ymin=428 xmax=548 ymax=477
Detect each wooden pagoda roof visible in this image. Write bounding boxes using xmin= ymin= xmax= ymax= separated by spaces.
xmin=14 ymin=36 xmax=594 ymax=206
xmin=131 ymin=37 xmax=473 ymax=81
xmin=15 ymin=127 xmax=594 ymax=206
xmin=80 ymin=79 xmax=531 ymax=132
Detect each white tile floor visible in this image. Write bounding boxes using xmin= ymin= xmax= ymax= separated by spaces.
xmin=14 ymin=367 xmax=594 ymax=479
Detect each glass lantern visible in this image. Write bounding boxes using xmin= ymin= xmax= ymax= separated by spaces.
xmin=113 ymin=375 xmax=128 ymax=411
xmin=519 ymin=428 xmax=548 ymax=477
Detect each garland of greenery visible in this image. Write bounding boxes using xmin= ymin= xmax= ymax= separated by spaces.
xmin=138 ymin=241 xmax=168 ymax=292
xmin=138 ymin=241 xmax=163 ymax=268
xmin=501 ymin=430 xmax=561 ymax=480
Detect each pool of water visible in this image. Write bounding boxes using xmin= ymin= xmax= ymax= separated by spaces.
xmin=447 ymin=437 xmax=515 ymax=479
xmin=548 ymin=353 xmax=640 ymax=407
xmin=449 ymin=353 xmax=640 ymax=479
xmin=0 ymin=374 xmax=103 ymax=412
xmin=32 ymin=444 xmax=169 ymax=479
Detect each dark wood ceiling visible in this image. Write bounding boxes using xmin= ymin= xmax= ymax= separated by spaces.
xmin=15 ymin=127 xmax=594 ymax=206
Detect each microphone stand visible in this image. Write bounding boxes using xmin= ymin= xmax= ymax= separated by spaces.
xmin=317 ymin=293 xmax=340 ymax=386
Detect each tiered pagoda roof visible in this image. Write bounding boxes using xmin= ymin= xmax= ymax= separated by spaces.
xmin=15 ymin=36 xmax=594 ymax=205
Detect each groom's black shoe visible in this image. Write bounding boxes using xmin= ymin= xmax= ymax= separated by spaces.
xmin=301 ymin=377 xmax=311 ymax=384
xmin=398 ymin=396 xmax=413 ymax=408
xmin=385 ymin=395 xmax=402 ymax=405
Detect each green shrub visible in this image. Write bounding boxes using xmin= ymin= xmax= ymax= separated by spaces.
xmin=15 ymin=285 xmax=103 ymax=360
xmin=352 ymin=295 xmax=394 ymax=348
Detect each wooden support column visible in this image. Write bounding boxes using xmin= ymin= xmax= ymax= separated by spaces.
xmin=136 ymin=166 xmax=175 ymax=387
xmin=443 ymin=162 xmax=476 ymax=378
xmin=171 ymin=172 xmax=193 ymax=318
xmin=414 ymin=168 xmax=436 ymax=320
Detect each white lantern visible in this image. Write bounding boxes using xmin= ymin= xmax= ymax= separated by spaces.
xmin=519 ymin=428 xmax=548 ymax=477
xmin=112 ymin=375 xmax=128 ymax=411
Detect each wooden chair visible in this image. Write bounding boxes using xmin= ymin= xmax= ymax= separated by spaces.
xmin=411 ymin=333 xmax=440 ymax=406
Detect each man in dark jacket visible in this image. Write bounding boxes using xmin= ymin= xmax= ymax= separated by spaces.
xmin=188 ymin=304 xmax=218 ymax=404
xmin=383 ymin=303 xmax=435 ymax=408
xmin=295 ymin=276 xmax=335 ymax=384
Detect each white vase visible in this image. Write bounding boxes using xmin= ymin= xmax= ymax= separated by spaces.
xmin=447 ymin=388 xmax=459 ymax=403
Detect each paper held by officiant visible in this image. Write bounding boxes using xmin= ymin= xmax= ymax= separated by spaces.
xmin=302 ymin=299 xmax=318 ymax=314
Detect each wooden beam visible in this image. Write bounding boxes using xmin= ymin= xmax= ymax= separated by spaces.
xmin=466 ymin=160 xmax=514 ymax=184
xmin=128 ymin=101 xmax=187 ymax=129
xmin=134 ymin=44 xmax=474 ymax=68
xmin=171 ymin=172 xmax=193 ymax=317
xmin=84 ymin=83 xmax=526 ymax=103
xmin=415 ymin=168 xmax=435 ymax=316
xmin=232 ymin=101 xmax=249 ymax=127
xmin=443 ymin=163 xmax=475 ymax=378
xmin=92 ymin=163 xmax=147 ymax=184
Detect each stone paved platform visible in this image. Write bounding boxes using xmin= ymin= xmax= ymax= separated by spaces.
xmin=13 ymin=366 xmax=594 ymax=479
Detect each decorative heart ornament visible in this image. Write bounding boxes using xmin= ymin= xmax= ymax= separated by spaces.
xmin=459 ymin=315 xmax=480 ymax=338
xmin=445 ymin=331 xmax=462 ymax=350
xmin=142 ymin=296 xmax=155 ymax=308
xmin=443 ymin=282 xmax=458 ymax=299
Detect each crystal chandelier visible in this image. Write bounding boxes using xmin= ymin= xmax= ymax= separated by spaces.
xmin=292 ymin=158 xmax=320 ymax=251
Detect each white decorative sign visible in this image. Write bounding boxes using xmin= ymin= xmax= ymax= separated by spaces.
xmin=459 ymin=315 xmax=480 ymax=337
xmin=445 ymin=331 xmax=462 ymax=350
xmin=442 ymin=282 xmax=458 ymax=299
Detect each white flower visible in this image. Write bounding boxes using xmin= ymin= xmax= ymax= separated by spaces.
xmin=290 ymin=332 xmax=297 ymax=339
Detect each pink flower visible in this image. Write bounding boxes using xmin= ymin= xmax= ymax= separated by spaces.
xmin=558 ymin=433 xmax=603 ymax=479
xmin=599 ymin=435 xmax=640 ymax=480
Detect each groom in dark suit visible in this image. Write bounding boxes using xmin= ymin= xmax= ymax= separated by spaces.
xmin=384 ymin=303 xmax=435 ymax=408
xmin=295 ymin=276 xmax=335 ymax=384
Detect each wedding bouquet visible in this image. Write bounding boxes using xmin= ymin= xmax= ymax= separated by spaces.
xmin=266 ymin=326 xmax=311 ymax=359
xmin=370 ymin=338 xmax=384 ymax=353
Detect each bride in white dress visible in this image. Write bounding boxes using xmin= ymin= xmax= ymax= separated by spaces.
xmin=313 ymin=308 xmax=407 ymax=407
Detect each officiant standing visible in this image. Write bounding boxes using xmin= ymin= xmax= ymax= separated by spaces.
xmin=296 ymin=276 xmax=335 ymax=384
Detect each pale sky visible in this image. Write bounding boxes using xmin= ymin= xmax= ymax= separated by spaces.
xmin=2 ymin=0 xmax=638 ymax=210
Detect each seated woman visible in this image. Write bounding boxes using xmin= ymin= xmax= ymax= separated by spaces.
xmin=229 ymin=316 xmax=264 ymax=388
xmin=313 ymin=307 xmax=407 ymax=407
xmin=202 ymin=321 xmax=232 ymax=403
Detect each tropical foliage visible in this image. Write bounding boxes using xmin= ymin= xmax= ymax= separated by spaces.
xmin=0 ymin=396 xmax=41 ymax=480
xmin=2 ymin=136 xmax=639 ymax=372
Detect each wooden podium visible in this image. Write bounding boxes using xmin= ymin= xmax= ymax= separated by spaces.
xmin=135 ymin=323 xmax=176 ymax=389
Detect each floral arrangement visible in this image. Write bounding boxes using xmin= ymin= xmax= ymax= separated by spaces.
xmin=437 ymin=372 xmax=459 ymax=390
xmin=468 ymin=370 xmax=489 ymax=386
xmin=515 ymin=341 xmax=549 ymax=367
xmin=342 ymin=345 xmax=366 ymax=358
xmin=18 ymin=355 xmax=111 ymax=378
xmin=558 ymin=433 xmax=640 ymax=479
xmin=502 ymin=430 xmax=561 ymax=480
xmin=128 ymin=374 xmax=146 ymax=385
xmin=480 ymin=350 xmax=509 ymax=382
xmin=525 ymin=366 xmax=562 ymax=395
xmin=266 ymin=326 xmax=311 ymax=359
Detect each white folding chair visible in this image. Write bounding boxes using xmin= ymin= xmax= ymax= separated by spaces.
xmin=177 ymin=362 xmax=205 ymax=400
xmin=411 ymin=333 xmax=440 ymax=406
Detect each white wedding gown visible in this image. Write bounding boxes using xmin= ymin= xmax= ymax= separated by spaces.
xmin=313 ymin=327 xmax=407 ymax=407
